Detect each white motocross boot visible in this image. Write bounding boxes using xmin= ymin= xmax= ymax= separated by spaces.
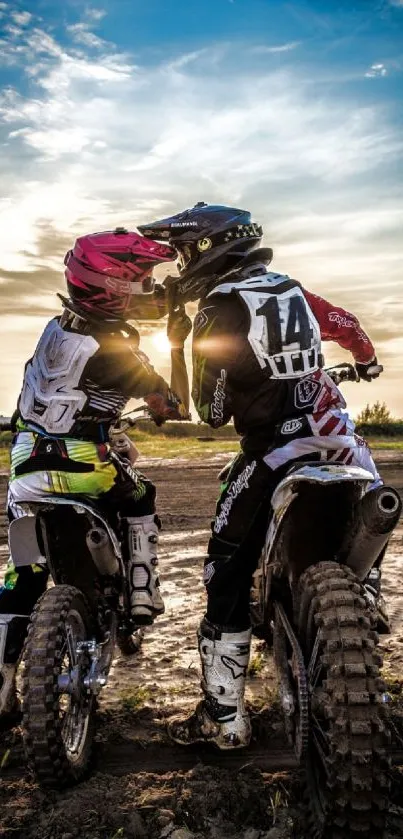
xmin=0 ymin=663 xmax=18 ymax=718
xmin=126 ymin=515 xmax=165 ymax=625
xmin=169 ymin=619 xmax=252 ymax=749
xmin=0 ymin=614 xmax=24 ymax=723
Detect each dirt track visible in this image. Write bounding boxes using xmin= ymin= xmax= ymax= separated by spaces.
xmin=1 ymin=453 xmax=403 ymax=839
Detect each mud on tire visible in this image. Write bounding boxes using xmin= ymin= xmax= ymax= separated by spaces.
xmin=295 ymin=561 xmax=390 ymax=839
xmin=21 ymin=585 xmax=95 ymax=789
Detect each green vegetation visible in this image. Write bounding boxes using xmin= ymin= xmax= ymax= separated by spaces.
xmin=119 ymin=685 xmax=150 ymax=713
xmin=356 ymin=401 xmax=393 ymax=425
xmin=269 ymin=783 xmax=290 ymax=825
xmin=356 ymin=423 xmax=403 ymax=438
xmin=0 ymin=748 xmax=10 ymax=771
xmin=355 ymin=402 xmax=403 ymax=437
xmin=368 ymin=440 xmax=403 ymax=450
xmin=1 ymin=431 xmax=403 ymax=473
xmin=0 ymin=448 xmax=9 ymax=471
xmin=135 ymin=435 xmax=237 ymax=459
xmin=1 ymin=408 xmax=403 ymax=474
xmin=248 ymin=651 xmax=265 ymax=677
xmin=132 ymin=419 xmax=238 ymax=438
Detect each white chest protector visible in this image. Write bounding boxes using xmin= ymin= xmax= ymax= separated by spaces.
xmin=19 ymin=319 xmax=99 ymax=434
xmin=208 ymin=272 xmax=321 ymax=380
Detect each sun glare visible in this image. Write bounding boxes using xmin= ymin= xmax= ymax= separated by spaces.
xmin=151 ymin=330 xmax=171 ymax=354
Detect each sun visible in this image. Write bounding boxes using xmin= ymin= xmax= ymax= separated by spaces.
xmin=151 ymin=329 xmax=171 ymax=354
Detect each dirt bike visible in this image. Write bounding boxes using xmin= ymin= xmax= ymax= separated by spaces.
xmin=2 ymin=410 xmax=152 ymax=789
xmin=247 ymin=364 xmax=401 ymax=839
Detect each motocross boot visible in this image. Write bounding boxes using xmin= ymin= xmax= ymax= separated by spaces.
xmin=169 ymin=618 xmax=252 ymax=749
xmin=0 ymin=614 xmax=28 ymax=727
xmin=125 ymin=515 xmax=165 ymax=625
xmin=0 ymin=663 xmax=18 ymax=722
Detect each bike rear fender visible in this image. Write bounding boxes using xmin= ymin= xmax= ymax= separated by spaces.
xmin=265 ymin=464 xmax=375 ymax=568
xmin=9 ymin=498 xmax=121 ymax=568
xmin=9 ymin=516 xmax=45 ymax=567
xmin=271 ymin=463 xmax=375 ymax=516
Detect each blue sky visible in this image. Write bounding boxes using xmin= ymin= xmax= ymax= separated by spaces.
xmin=0 ymin=0 xmax=402 ymax=416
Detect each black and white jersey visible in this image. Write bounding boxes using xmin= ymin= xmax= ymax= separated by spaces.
xmin=192 ymin=271 xmax=330 ymax=448
xmin=209 ymin=273 xmax=321 ymax=379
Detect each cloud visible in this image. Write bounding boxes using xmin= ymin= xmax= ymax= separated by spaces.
xmin=251 ymin=41 xmax=300 ymax=54
xmin=0 ymin=27 xmax=400 ymax=277
xmin=0 ymin=222 xmax=74 ymax=316
xmin=84 ymin=7 xmax=107 ymax=21
xmin=166 ymin=48 xmax=211 ymax=71
xmin=0 ymin=13 xmax=402 ymax=415
xmin=365 ymin=63 xmax=387 ymax=77
xmin=12 ymin=11 xmax=32 ymax=25
xmin=66 ymin=22 xmax=109 ymax=49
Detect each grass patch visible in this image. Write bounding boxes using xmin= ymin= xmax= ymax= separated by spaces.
xmin=0 ymin=434 xmax=237 ymax=470
xmin=136 ymin=436 xmax=237 ymax=459
xmin=119 ymin=685 xmax=150 ymax=713
xmin=1 ymin=433 xmax=402 ymax=473
xmin=165 ymin=684 xmax=185 ymax=696
xmin=367 ymin=439 xmax=403 ymax=450
xmin=269 ymin=782 xmax=290 ymax=825
xmin=0 ymin=448 xmax=9 ymax=470
xmin=248 ymin=652 xmax=265 ymax=677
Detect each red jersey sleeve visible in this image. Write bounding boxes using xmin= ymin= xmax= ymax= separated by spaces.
xmin=302 ymin=289 xmax=375 ymax=364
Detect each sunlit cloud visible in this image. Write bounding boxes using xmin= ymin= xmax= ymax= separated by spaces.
xmin=0 ymin=4 xmax=402 ymax=415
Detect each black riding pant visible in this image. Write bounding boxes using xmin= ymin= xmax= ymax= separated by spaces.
xmin=204 ymin=452 xmax=285 ymax=631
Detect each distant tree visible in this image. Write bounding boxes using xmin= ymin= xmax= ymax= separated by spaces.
xmin=355 ymin=401 xmax=393 ymax=425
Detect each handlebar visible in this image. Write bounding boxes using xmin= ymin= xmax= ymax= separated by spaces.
xmin=117 ymin=406 xmax=153 ymax=429
xmin=325 ymin=363 xmax=383 ymax=386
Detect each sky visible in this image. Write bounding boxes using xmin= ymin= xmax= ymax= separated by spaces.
xmin=0 ymin=0 xmax=402 ymax=419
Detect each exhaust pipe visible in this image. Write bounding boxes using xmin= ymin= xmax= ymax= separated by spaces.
xmin=340 ymin=486 xmax=401 ymax=580
xmin=86 ymin=528 xmax=119 ymax=576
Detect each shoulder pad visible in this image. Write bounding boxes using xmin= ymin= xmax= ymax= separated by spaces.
xmin=207 ymin=272 xmax=291 ymax=297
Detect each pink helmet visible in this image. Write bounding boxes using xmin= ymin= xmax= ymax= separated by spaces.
xmin=64 ymin=227 xmax=175 ymax=319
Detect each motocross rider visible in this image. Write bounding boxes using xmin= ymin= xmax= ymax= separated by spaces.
xmin=0 ymin=227 xmax=188 ymax=720
xmin=139 ymin=202 xmax=384 ymax=750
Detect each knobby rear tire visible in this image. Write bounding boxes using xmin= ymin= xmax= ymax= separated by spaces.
xmin=295 ymin=561 xmax=390 ymax=839
xmin=21 ymin=585 xmax=95 ymax=789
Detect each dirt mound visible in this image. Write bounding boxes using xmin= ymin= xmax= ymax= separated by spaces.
xmin=0 ymin=763 xmax=295 ymax=839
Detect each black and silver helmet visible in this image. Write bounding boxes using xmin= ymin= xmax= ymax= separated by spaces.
xmin=138 ymin=202 xmax=264 ymax=302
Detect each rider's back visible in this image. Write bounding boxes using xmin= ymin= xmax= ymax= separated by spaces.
xmin=193 ymin=270 xmax=344 ymax=445
xmin=17 ymin=311 xmax=164 ymax=443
